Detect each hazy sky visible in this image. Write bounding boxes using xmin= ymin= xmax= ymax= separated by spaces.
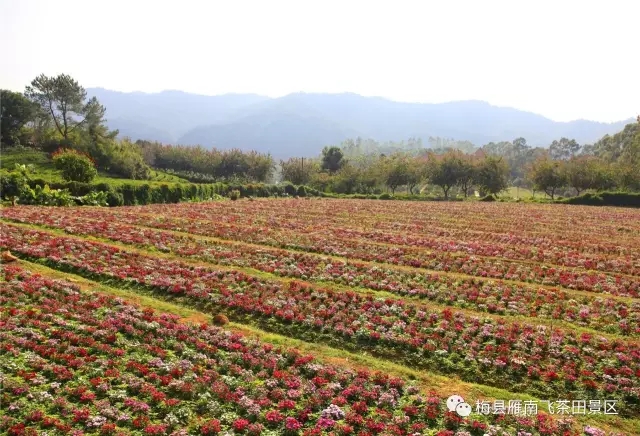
xmin=1 ymin=0 xmax=638 ymax=122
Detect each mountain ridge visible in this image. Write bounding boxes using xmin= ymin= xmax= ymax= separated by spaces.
xmin=87 ymin=87 xmax=633 ymax=158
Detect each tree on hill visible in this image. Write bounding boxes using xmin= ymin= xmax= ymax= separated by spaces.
xmin=1 ymin=90 xmax=37 ymax=146
xmin=280 ymin=157 xmax=317 ymax=185
xmin=590 ymin=122 xmax=639 ymax=167
xmin=549 ymin=137 xmax=581 ymax=160
xmin=475 ymin=156 xmax=509 ymax=195
xmin=528 ymin=156 xmax=566 ymax=199
xmin=456 ymin=155 xmax=477 ymax=197
xmin=321 ymin=146 xmax=345 ymax=173
xmin=25 ymin=74 xmax=106 ymax=141
xmin=562 ymin=156 xmax=615 ymax=195
xmin=425 ymin=150 xmax=465 ymax=199
xmin=383 ymin=156 xmax=410 ymax=195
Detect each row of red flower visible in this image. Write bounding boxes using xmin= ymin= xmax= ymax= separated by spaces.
xmin=8 ymin=205 xmax=636 ymax=297
xmin=6 ymin=264 xmax=580 ymax=436
xmin=104 ymin=202 xmax=640 ymax=271
xmin=5 ymin=204 xmax=639 ymax=277
xmin=3 ymin=211 xmax=637 ymax=336
xmin=119 ymin=199 xmax=640 ymax=256
xmin=2 ymin=222 xmax=638 ymax=407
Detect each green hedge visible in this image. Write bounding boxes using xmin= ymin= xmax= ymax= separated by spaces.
xmin=558 ymin=191 xmax=640 ymax=207
xmin=17 ymin=177 xmax=637 ymax=207
xmin=2 ymin=177 xmax=325 ymax=206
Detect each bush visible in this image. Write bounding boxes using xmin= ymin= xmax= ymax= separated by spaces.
xmin=0 ymin=172 xmax=30 ymax=203
xmin=296 ymin=185 xmax=307 ymax=197
xmin=599 ymin=192 xmax=640 ymax=207
xmin=20 ymin=184 xmax=74 ymax=206
xmin=120 ymin=184 xmax=137 ymax=205
xmin=42 ymin=181 xmax=94 ymax=196
xmin=282 ymin=183 xmax=297 ymax=196
xmin=559 ymin=191 xmax=640 ymax=207
xmin=229 ymin=189 xmax=240 ymax=201
xmin=105 ymin=191 xmax=124 ymax=207
xmin=378 ymin=193 xmax=394 ymax=200
xmin=81 ymin=138 xmax=151 ymax=180
xmin=72 ymin=191 xmax=109 ymax=207
xmin=52 ymin=148 xmax=97 ymax=183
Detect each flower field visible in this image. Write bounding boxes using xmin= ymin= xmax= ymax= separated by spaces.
xmin=1 ymin=265 xmax=597 ymax=436
xmin=1 ymin=199 xmax=640 ymax=435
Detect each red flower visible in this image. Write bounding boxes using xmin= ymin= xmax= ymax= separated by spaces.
xmin=232 ymin=418 xmax=249 ymax=432
xmin=285 ymin=417 xmax=302 ymax=431
xmin=266 ymin=410 xmax=284 ymax=424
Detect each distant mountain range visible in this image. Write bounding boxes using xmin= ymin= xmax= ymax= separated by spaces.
xmin=88 ymin=88 xmax=634 ymax=158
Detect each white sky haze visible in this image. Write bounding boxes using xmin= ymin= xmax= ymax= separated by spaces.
xmin=1 ymin=0 xmax=638 ymax=122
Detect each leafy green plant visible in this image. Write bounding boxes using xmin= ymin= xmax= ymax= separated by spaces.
xmin=0 ymin=163 xmax=35 ymax=205
xmin=20 ymin=184 xmax=74 ymax=206
xmin=77 ymin=190 xmax=109 ymax=206
xmin=52 ymin=148 xmax=97 ymax=183
xmin=229 ymin=189 xmax=240 ymax=201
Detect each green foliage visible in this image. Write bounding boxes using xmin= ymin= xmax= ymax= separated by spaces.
xmin=382 ymin=154 xmax=420 ymax=194
xmin=280 ymin=157 xmax=316 ymax=185
xmin=590 ymin=121 xmax=640 ymax=167
xmin=281 ymin=182 xmax=297 ymax=196
xmin=549 ymin=137 xmax=581 ymax=160
xmin=475 ymin=156 xmax=509 ymax=195
xmin=77 ymin=190 xmax=109 ymax=206
xmin=296 ymin=185 xmax=307 ymax=197
xmin=562 ymin=156 xmax=615 ymax=195
xmin=614 ymin=162 xmax=640 ymax=191
xmin=138 ymin=141 xmax=274 ymax=183
xmin=528 ymin=157 xmax=566 ymax=199
xmin=1 ymin=89 xmax=37 ymax=146
xmin=0 ymin=165 xmax=108 ymax=206
xmin=84 ymin=137 xmax=150 ymax=180
xmin=378 ymin=193 xmax=394 ymax=200
xmin=455 ymin=155 xmax=477 ymax=197
xmin=308 ymin=171 xmax=332 ymax=192
xmin=321 ymin=146 xmax=345 ymax=173
xmin=340 ymin=137 xmax=425 ymax=157
xmin=25 ymin=73 xmax=106 ymax=140
xmin=19 ymin=184 xmax=75 ymax=206
xmin=329 ymin=164 xmax=361 ymax=194
xmin=52 ymin=148 xmax=98 ymax=183
xmin=425 ymin=150 xmax=466 ymax=199
xmin=0 ymin=172 xmax=31 ymax=202
xmin=229 ymin=189 xmax=240 ymax=200
xmin=559 ymin=191 xmax=640 ymax=208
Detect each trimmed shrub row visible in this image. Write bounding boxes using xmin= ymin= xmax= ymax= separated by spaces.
xmin=3 ymin=179 xmax=324 ymax=206
xmin=558 ymin=191 xmax=640 ymax=208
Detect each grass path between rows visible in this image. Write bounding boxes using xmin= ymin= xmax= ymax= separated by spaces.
xmin=12 ymin=258 xmax=640 ymax=435
xmin=4 ymin=219 xmax=637 ymax=343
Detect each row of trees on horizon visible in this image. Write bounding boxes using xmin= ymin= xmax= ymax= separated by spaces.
xmin=1 ymin=73 xmax=639 ymax=198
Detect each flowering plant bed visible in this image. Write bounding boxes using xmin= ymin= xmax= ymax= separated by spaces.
xmin=2 ymin=222 xmax=639 ymax=411
xmin=0 ymin=265 xmax=594 ymax=436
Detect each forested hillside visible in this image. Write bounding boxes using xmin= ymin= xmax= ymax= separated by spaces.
xmin=86 ymin=88 xmax=633 ymax=157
